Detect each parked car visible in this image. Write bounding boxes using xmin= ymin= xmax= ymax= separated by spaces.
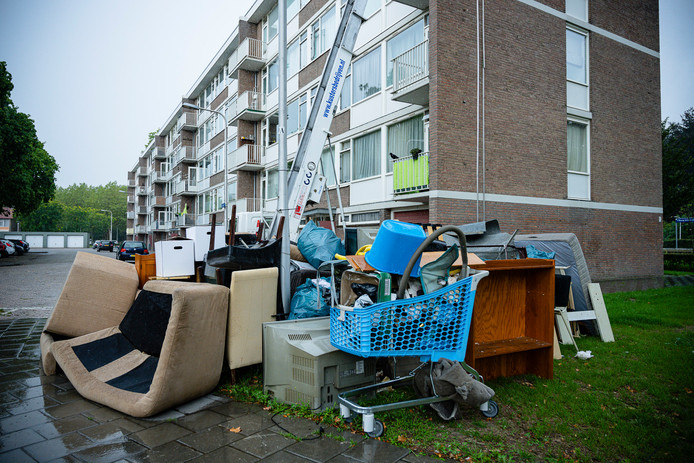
xmin=0 ymin=239 xmax=16 ymax=257
xmin=116 ymin=241 xmax=149 ymax=261
xmin=93 ymin=240 xmax=102 ymax=249
xmin=0 ymin=241 xmax=5 ymax=257
xmin=9 ymin=239 xmax=29 ymax=254
xmin=97 ymin=240 xmax=115 ymax=252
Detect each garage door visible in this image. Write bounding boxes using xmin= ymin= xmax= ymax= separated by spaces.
xmin=47 ymin=235 xmax=64 ymax=248
xmin=25 ymin=235 xmax=44 ymax=248
xmin=3 ymin=234 xmax=21 ymax=240
xmin=67 ymin=235 xmax=84 ymax=248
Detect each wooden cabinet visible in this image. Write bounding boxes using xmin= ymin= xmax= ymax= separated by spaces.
xmin=465 ymin=259 xmax=555 ymax=380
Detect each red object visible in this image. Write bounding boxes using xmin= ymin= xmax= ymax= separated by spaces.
xmin=120 ymin=248 xmax=126 ymax=253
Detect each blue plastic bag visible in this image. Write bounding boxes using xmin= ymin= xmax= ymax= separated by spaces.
xmin=526 ymin=244 xmax=556 ymax=260
xmin=289 ymin=277 xmax=331 ymax=320
xmin=297 ymin=220 xmax=345 ymax=269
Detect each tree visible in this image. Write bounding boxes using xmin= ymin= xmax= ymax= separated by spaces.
xmin=662 ymin=108 xmax=694 ymax=220
xmin=0 ymin=61 xmax=59 ymax=215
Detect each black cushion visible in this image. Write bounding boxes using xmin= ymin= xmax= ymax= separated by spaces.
xmin=72 ymin=333 xmax=134 ymax=372
xmin=119 ymin=290 xmax=173 ymax=357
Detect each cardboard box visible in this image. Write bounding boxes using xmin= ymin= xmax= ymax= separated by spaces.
xmin=185 ymin=225 xmax=227 ymax=261
xmin=154 ymin=239 xmax=195 ymax=277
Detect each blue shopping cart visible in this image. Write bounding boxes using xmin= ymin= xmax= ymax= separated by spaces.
xmin=330 ymin=226 xmax=496 ymax=437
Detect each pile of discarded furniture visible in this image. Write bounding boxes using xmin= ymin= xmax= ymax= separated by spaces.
xmin=40 ymin=217 xmax=613 ymax=436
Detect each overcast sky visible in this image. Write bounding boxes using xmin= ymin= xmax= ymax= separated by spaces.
xmin=0 ymin=0 xmax=692 ymax=188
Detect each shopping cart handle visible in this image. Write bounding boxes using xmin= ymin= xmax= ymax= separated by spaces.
xmin=395 ymin=225 xmax=469 ymax=300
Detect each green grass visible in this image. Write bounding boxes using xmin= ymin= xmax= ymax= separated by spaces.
xmin=218 ymin=286 xmax=694 ymax=462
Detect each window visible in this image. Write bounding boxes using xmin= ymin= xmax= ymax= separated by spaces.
xmin=264 ymin=5 xmax=278 ymax=43
xmin=567 ymin=119 xmax=590 ymax=200
xmin=340 ymin=65 xmax=351 ymax=110
xmin=288 ymin=39 xmax=300 ymax=77
xmin=299 ymin=93 xmax=308 ymax=131
xmin=387 ymin=115 xmax=424 ymax=172
xmin=267 ymin=169 xmax=279 ymax=198
xmin=287 ymin=98 xmax=299 ymax=135
xmin=299 ymin=31 xmax=308 ymax=68
xmin=341 ymin=0 xmax=379 ymax=18
xmin=353 ymin=130 xmax=381 ymax=180
xmin=320 ymin=147 xmax=337 ymax=186
xmin=566 ymin=0 xmax=588 ymax=21
xmin=287 ymin=0 xmax=300 ymax=20
xmin=311 ymin=5 xmax=336 ymax=60
xmin=353 ymin=48 xmax=381 ymax=103
xmin=386 ymin=19 xmax=425 ymax=87
xmin=566 ymin=27 xmax=589 ymax=110
xmin=351 ymin=212 xmax=379 ymax=223
xmin=266 ymin=59 xmax=279 ymax=94
xmin=340 ymin=141 xmax=351 ymax=183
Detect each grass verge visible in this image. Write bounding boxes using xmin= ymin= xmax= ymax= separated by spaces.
xmin=218 ymin=286 xmax=694 ymax=462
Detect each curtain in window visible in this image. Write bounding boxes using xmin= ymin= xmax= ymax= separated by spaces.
xmin=321 ymin=148 xmax=337 ymax=186
xmin=321 ymin=6 xmax=336 ymax=55
xmin=340 ymin=142 xmax=351 ymax=183
xmin=353 ymin=48 xmax=381 ymax=103
xmin=567 ymin=121 xmax=588 ymax=172
xmin=387 ymin=116 xmax=424 ymax=172
xmin=353 ymin=131 xmax=381 ymax=180
xmin=386 ymin=20 xmax=424 ymax=87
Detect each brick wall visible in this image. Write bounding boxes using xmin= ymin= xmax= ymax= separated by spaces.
xmin=299 ymin=52 xmax=328 ymax=89
xmin=299 ymin=0 xmax=330 ymax=29
xmin=589 ymin=0 xmax=659 ymax=51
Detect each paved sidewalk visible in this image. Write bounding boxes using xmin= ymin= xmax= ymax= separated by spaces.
xmin=0 ymin=318 xmax=445 ymax=463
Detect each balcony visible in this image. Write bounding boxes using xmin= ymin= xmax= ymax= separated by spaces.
xmin=393 ymin=152 xmax=429 ymax=194
xmin=175 ymin=214 xmax=196 ymax=228
xmin=393 ymin=0 xmax=429 ymax=8
xmin=229 ymin=37 xmax=266 ymax=78
xmin=127 ymin=195 xmax=135 ymax=203
xmin=172 ymin=145 xmax=196 ymax=166
xmin=137 ymin=165 xmax=148 ymax=177
xmin=391 ymin=40 xmax=429 ymax=105
xmin=126 ymin=211 xmax=135 ymax=220
xmin=134 ymin=225 xmax=147 ymax=235
xmin=137 ymin=205 xmax=149 ymax=215
xmin=176 ymin=178 xmax=199 ymax=196
xmin=151 ymin=196 xmax=167 ymax=208
xmin=234 ymin=197 xmax=262 ymax=213
xmin=229 ymin=144 xmax=264 ymax=172
xmin=127 ymin=179 xmax=136 ymax=187
xmin=152 ymin=146 xmax=166 ymax=159
xmin=176 ymin=111 xmax=197 ymax=133
xmin=137 ymin=186 xmax=148 ymax=196
xmin=152 ymin=169 xmax=171 ymax=183
xmin=229 ymin=91 xmax=266 ymax=126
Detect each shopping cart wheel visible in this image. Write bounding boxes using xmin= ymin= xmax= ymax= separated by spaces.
xmin=367 ymin=419 xmax=384 ymax=438
xmin=481 ymin=400 xmax=499 ymax=418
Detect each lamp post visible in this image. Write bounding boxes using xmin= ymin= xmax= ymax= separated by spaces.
xmin=182 ymin=102 xmax=229 ymax=226
xmin=99 ymin=209 xmax=113 ymax=241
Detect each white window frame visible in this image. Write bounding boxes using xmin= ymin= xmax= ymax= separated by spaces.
xmin=566 ymin=25 xmax=589 ymax=110
xmin=567 ymin=117 xmax=590 ymax=200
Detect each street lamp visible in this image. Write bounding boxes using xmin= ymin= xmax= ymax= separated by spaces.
xmin=99 ymin=209 xmax=113 ymax=241
xmin=182 ymin=102 xmax=229 ymax=225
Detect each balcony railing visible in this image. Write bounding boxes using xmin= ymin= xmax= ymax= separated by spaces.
xmin=152 ymin=169 xmax=171 ymax=183
xmin=172 ymin=145 xmax=196 ymax=165
xmin=229 ymin=144 xmax=264 ymax=172
xmin=229 ymin=91 xmax=266 ymax=126
xmin=152 ymin=146 xmax=166 ymax=159
xmin=134 ymin=225 xmax=147 ymax=235
xmin=127 ymin=195 xmax=135 ymax=203
xmin=176 ymin=111 xmax=197 ymax=133
xmin=392 ymin=40 xmax=429 ymax=105
xmin=151 ymin=196 xmax=167 ymax=207
xmin=176 ymin=178 xmax=198 ymax=195
xmin=138 ymin=206 xmax=149 ymax=214
xmin=126 ymin=211 xmax=135 ymax=219
xmin=393 ymin=152 xmax=429 ymax=194
xmin=229 ymin=37 xmax=267 ymax=78
xmin=234 ymin=197 xmax=262 ymax=213
xmin=137 ymin=165 xmax=148 ymax=176
xmin=137 ymin=186 xmax=148 ymax=196
xmin=175 ymin=214 xmax=196 ymax=228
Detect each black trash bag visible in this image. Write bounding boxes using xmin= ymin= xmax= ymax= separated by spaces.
xmin=351 ymin=283 xmax=378 ymax=303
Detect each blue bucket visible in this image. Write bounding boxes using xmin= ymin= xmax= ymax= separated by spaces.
xmin=365 ymin=220 xmax=427 ymax=277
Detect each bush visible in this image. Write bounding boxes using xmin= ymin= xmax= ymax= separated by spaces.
xmin=664 ymin=252 xmax=694 ymax=271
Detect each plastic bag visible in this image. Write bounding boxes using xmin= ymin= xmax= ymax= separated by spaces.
xmin=289 ymin=277 xmax=331 ymax=320
xmin=525 ymin=244 xmax=556 ymax=259
xmin=297 ymin=220 xmax=345 ymax=270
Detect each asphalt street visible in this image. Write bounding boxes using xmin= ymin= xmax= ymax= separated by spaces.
xmin=0 ymin=248 xmax=120 ymax=318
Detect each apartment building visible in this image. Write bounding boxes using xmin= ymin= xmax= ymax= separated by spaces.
xmin=126 ymin=0 xmax=661 ymax=291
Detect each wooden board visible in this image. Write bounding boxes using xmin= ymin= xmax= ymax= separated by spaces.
xmin=588 ymin=283 xmax=615 ymax=342
xmin=419 ymin=252 xmax=485 ymax=267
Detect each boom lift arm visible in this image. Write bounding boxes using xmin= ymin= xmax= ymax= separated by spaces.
xmin=269 ymin=0 xmax=366 ymax=241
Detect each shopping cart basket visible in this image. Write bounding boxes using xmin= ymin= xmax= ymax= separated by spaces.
xmin=330 ymin=225 xmax=496 ymax=436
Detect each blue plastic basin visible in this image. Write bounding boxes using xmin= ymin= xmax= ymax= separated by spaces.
xmin=365 ymin=220 xmax=427 ymax=277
